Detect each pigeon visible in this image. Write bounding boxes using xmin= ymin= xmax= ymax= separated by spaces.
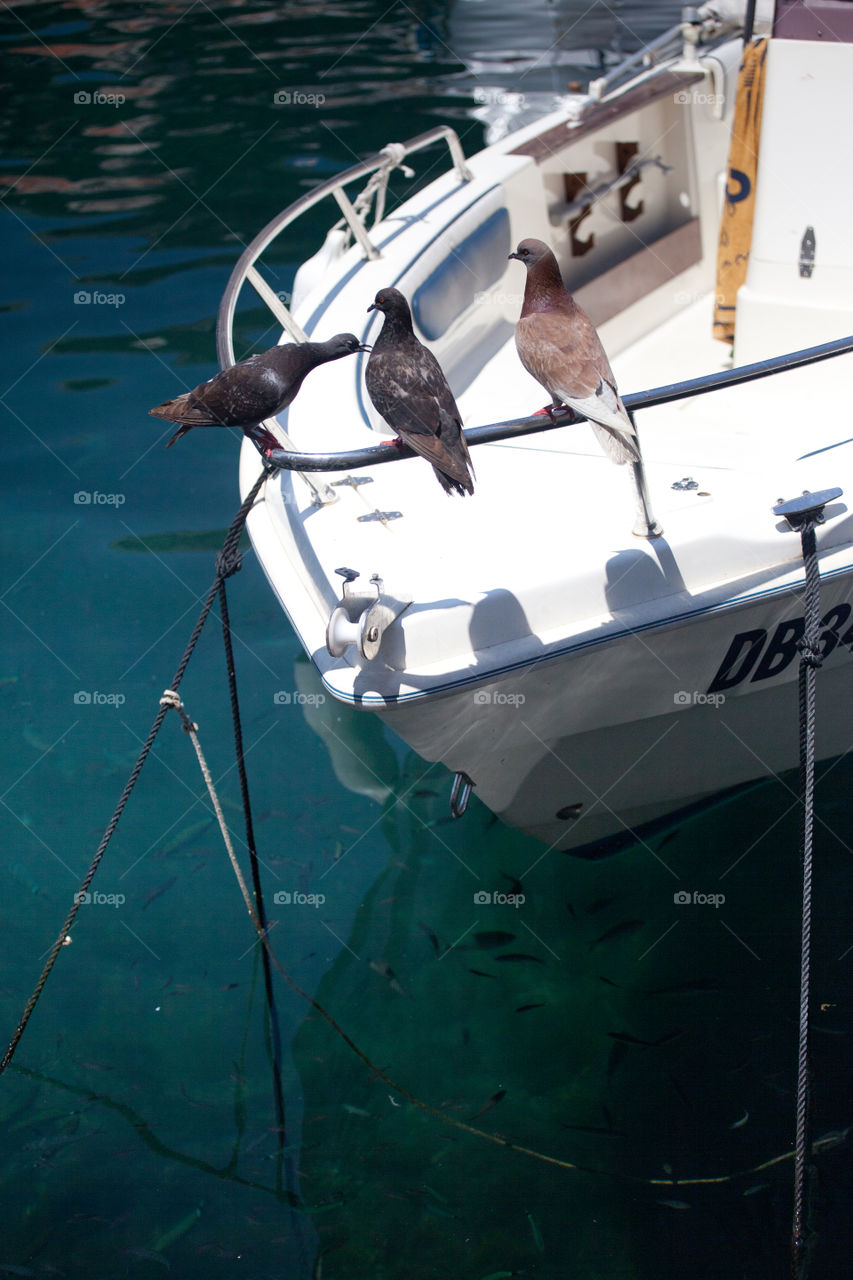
xmin=364 ymin=288 xmax=475 ymax=496
xmin=149 ymin=334 xmax=366 ymax=450
xmin=508 ymin=238 xmax=640 ymax=465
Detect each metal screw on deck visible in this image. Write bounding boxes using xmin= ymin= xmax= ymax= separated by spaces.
xmin=772 ymin=486 xmax=843 ymax=1279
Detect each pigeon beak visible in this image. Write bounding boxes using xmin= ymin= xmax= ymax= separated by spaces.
xmin=508 ymin=251 xmax=520 ymax=261
xmin=358 ymin=343 xmax=372 ymax=352
xmin=367 ymin=302 xmax=377 ymax=313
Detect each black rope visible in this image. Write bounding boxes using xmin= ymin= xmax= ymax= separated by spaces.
xmin=0 ymin=468 xmax=270 ymax=1075
xmin=791 ymin=517 xmax=823 ymax=1278
xmin=218 ymin=572 xmax=288 ymax=1169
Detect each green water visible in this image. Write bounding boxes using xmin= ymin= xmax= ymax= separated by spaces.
xmin=1 ymin=2 xmax=851 ymax=1276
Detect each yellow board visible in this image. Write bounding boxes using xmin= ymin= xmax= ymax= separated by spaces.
xmin=713 ymin=38 xmax=769 ymax=345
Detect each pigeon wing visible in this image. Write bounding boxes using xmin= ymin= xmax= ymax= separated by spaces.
xmin=150 ymin=358 xmax=291 ymax=428
xmin=516 ymin=309 xmax=639 ymax=464
xmin=366 ymin=342 xmax=447 ymax=435
xmin=366 ymin=342 xmax=473 ymax=493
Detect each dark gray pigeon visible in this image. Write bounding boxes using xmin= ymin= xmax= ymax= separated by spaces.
xmin=364 ymin=288 xmax=475 ymax=496
xmin=150 ymin=334 xmax=366 ymax=451
xmin=508 ymin=238 xmax=640 ymax=465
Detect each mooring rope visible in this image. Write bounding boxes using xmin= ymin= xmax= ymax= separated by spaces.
xmin=791 ymin=514 xmax=823 ymax=1278
xmin=0 ymin=467 xmax=271 ymax=1075
xmin=217 ymin=573 xmax=288 ymax=1161
xmin=159 ymin=689 xmax=261 ymax=933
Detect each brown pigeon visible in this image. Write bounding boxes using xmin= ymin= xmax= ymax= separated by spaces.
xmin=149 ymin=334 xmax=366 ymax=451
xmin=508 ymin=238 xmax=640 ymax=464
xmin=364 ymin=288 xmax=475 ymax=496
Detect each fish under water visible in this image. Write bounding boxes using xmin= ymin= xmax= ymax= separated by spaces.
xmin=588 ymin=919 xmax=644 ymax=950
xmin=586 ymin=894 xmax=620 ymax=915
xmin=495 ymin=952 xmax=544 ymax=964
xmin=607 ymin=1029 xmax=681 ymax=1047
xmin=467 ymin=1089 xmax=506 ymax=1122
xmin=368 ymin=960 xmax=409 ymax=997
xmin=158 ymin=818 xmax=215 ymax=857
xmin=471 ymin=931 xmax=516 ymax=949
xmin=417 ymin=922 xmax=441 ymax=956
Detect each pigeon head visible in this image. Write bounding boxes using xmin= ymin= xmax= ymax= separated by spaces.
xmin=367 ymin=287 xmax=411 ymax=322
xmin=324 ymin=332 xmax=370 ymax=356
xmin=509 ymin=237 xmax=571 ymax=314
xmin=508 ymin=238 xmax=553 ymax=269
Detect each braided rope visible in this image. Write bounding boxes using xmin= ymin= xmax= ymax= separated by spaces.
xmin=791 ymin=519 xmax=822 ymax=1277
xmin=0 ymin=468 xmax=269 ymax=1074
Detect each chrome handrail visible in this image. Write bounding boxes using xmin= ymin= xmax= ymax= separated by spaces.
xmin=216 ymin=126 xmax=473 ymax=506
xmin=587 ymin=21 xmax=685 ymax=100
xmin=215 ymin=125 xmax=473 ymax=371
xmin=261 ymin=333 xmax=853 ymax=472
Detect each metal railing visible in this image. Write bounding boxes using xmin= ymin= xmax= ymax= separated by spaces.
xmin=216 ymin=126 xmax=473 ymax=369
xmin=216 ymin=126 xmax=473 ymax=506
xmin=260 ymin=331 xmax=853 ymax=466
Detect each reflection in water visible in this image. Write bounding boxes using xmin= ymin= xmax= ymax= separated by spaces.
xmin=2 ymin=1 xmax=851 ymax=1277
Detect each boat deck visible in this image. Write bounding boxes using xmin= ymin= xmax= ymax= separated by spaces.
xmin=240 ymin=282 xmax=853 ymax=699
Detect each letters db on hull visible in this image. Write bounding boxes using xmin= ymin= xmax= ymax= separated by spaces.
xmin=707 ymin=602 xmax=853 ymax=695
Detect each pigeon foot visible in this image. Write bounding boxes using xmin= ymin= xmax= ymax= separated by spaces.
xmin=533 ymin=402 xmax=574 ymax=423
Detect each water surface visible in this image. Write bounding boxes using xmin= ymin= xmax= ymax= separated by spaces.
xmin=1 ymin=2 xmax=851 ymax=1277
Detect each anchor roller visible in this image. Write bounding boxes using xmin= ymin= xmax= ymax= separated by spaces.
xmin=326 ymin=568 xmax=408 ymax=661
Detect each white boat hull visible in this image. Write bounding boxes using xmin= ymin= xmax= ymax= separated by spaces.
xmin=377 ymin=566 xmax=853 ymax=850
xmin=229 ymin=23 xmax=853 ymax=853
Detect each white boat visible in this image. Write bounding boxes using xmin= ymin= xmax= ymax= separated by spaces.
xmin=219 ymin=0 xmax=853 ymax=854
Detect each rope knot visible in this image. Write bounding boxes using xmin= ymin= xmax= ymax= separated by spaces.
xmin=797 ymin=639 xmax=823 ymax=669
xmin=216 ymin=546 xmax=243 ymax=580
xmin=160 ymin=688 xmax=198 ymax=733
xmin=379 ymin=143 xmax=415 ymax=177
